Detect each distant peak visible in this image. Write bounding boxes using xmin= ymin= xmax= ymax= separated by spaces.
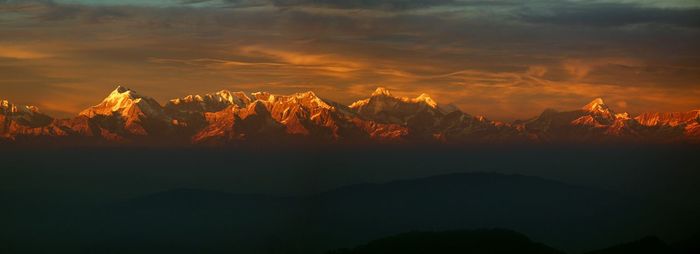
xmin=0 ymin=99 xmax=41 ymax=114
xmin=415 ymin=93 xmax=437 ymax=108
xmin=354 ymin=88 xmax=442 ymax=109
xmin=297 ymin=91 xmax=318 ymax=98
xmin=0 ymin=99 xmax=15 ymax=113
xmin=215 ymin=89 xmax=232 ymax=95
xmin=582 ymin=98 xmax=608 ymax=112
xmin=615 ymin=112 xmax=630 ymax=120
xmin=79 ymin=85 xmax=164 ymax=118
xmin=108 ymin=85 xmax=142 ymax=100
xmin=416 ymin=93 xmax=431 ymax=100
xmin=251 ymin=91 xmax=273 ymax=101
xmin=372 ymin=87 xmax=392 ymax=97
xmin=114 ymin=85 xmax=129 ymax=93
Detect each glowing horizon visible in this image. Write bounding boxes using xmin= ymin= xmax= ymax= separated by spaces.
xmin=1 ymin=0 xmax=699 ymax=121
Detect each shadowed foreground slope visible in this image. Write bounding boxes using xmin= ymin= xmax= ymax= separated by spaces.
xmin=327 ymin=229 xmax=564 ymax=254
xmin=584 ymin=236 xmax=677 ymax=254
xmin=328 ymin=231 xmax=698 ymax=254
xmin=2 ymin=172 xmax=696 ymax=254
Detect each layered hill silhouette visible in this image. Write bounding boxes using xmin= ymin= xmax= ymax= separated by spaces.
xmin=326 ymin=229 xmax=565 ymax=254
xmin=4 ymin=172 xmax=692 ymax=254
xmin=2 ymin=86 xmax=699 ymax=144
xmin=584 ymin=236 xmax=678 ymax=254
xmin=328 ymin=230 xmax=695 ymax=254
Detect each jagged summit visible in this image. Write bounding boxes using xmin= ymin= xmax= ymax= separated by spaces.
xmin=579 ymin=97 xmax=616 ymax=122
xmin=80 ymin=85 xmax=164 ymax=119
xmin=114 ymin=85 xmax=129 ymax=93
xmin=252 ymin=91 xmax=321 ymax=101
xmin=168 ymin=89 xmax=250 ymax=113
xmin=366 ymin=87 xmax=436 ymax=107
xmin=582 ymin=98 xmax=609 ymax=113
xmin=615 ymin=112 xmax=631 ymax=120
xmin=297 ymin=91 xmax=318 ymax=98
xmin=414 ymin=93 xmax=438 ymax=108
xmin=348 ymin=87 xmax=464 ymax=130
xmin=635 ymin=110 xmax=700 ymax=127
xmin=3 ymin=87 xmax=700 ymax=144
xmin=1 ymin=99 xmax=18 ymax=114
xmin=351 ymin=87 xmax=439 ymax=110
xmin=109 ymin=85 xmax=143 ymax=100
xmin=249 ymin=91 xmax=334 ymax=110
xmin=372 ymin=87 xmax=393 ymax=97
xmin=1 ymin=99 xmax=41 ymax=115
xmin=1 ymin=99 xmax=54 ymax=135
xmin=216 ymin=90 xmax=250 ymax=107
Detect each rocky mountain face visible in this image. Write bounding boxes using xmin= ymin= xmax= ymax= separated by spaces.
xmin=78 ymin=86 xmax=171 ymax=138
xmin=635 ymin=110 xmax=700 ymax=141
xmin=350 ymin=87 xmax=514 ymax=142
xmin=514 ymin=97 xmax=700 ymax=143
xmin=1 ymin=86 xmax=699 ymax=145
xmin=192 ymin=90 xmax=408 ymax=144
xmin=0 ymin=99 xmax=61 ymax=139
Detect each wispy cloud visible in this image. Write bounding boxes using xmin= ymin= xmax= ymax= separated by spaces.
xmin=562 ymin=57 xmax=645 ymax=79
xmin=519 ymin=2 xmax=700 ymax=28
xmin=0 ymin=0 xmax=698 ymax=120
xmin=0 ymin=45 xmax=52 ymax=59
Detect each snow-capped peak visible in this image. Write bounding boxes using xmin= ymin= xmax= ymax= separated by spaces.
xmin=249 ymin=91 xmax=334 ymax=110
xmin=114 ymin=85 xmax=129 ymax=93
xmin=108 ymin=85 xmax=141 ymax=100
xmin=251 ymin=91 xmax=273 ymax=102
xmin=169 ymin=90 xmax=250 ymax=109
xmin=295 ymin=91 xmax=317 ymax=99
xmin=1 ymin=99 xmax=41 ymax=115
xmin=96 ymin=86 xmax=151 ymax=112
xmin=370 ymin=87 xmax=438 ymax=107
xmin=349 ymin=99 xmax=370 ymax=109
xmin=101 ymin=86 xmax=150 ymax=112
xmin=413 ymin=93 xmax=438 ymax=108
xmin=1 ymin=99 xmax=13 ymax=112
xmin=615 ymin=112 xmax=631 ymax=120
xmin=80 ymin=85 xmax=164 ymax=119
xmin=351 ymin=88 xmax=442 ymax=110
xmin=295 ymin=91 xmax=334 ymax=110
xmin=214 ymin=90 xmax=250 ymax=106
xmin=582 ymin=98 xmax=610 ymax=113
xmin=372 ymin=87 xmax=392 ymax=97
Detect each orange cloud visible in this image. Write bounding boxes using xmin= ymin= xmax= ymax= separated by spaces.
xmin=526 ymin=65 xmax=548 ymax=77
xmin=0 ymin=45 xmax=51 ymax=60
xmin=238 ymin=45 xmax=365 ymax=69
xmin=562 ymin=57 xmax=644 ymax=79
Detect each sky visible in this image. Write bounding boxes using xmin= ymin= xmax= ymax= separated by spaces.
xmin=1 ymin=0 xmax=699 ymax=120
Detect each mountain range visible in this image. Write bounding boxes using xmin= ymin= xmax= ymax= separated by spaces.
xmin=2 ymin=86 xmax=699 ymax=145
xmin=328 ymin=230 xmax=691 ymax=254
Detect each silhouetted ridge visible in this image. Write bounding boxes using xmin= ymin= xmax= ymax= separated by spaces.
xmin=121 ymin=188 xmax=288 ymax=210
xmin=1 ymin=170 xmax=693 ymax=254
xmin=584 ymin=236 xmax=677 ymax=254
xmin=326 ymin=229 xmax=564 ymax=254
xmin=673 ymin=233 xmax=700 ymax=254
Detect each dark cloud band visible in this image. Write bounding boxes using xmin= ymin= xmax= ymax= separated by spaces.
xmin=519 ymin=3 xmax=700 ymax=28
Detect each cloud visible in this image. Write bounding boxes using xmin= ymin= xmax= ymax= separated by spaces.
xmin=526 ymin=65 xmax=548 ymax=77
xmin=270 ymin=0 xmax=456 ymax=10
xmin=616 ymin=100 xmax=628 ymax=109
xmin=0 ymin=45 xmax=51 ymax=59
xmin=0 ymin=0 xmax=699 ymax=120
xmin=562 ymin=58 xmax=644 ymax=79
xmin=519 ymin=2 xmax=700 ymax=28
